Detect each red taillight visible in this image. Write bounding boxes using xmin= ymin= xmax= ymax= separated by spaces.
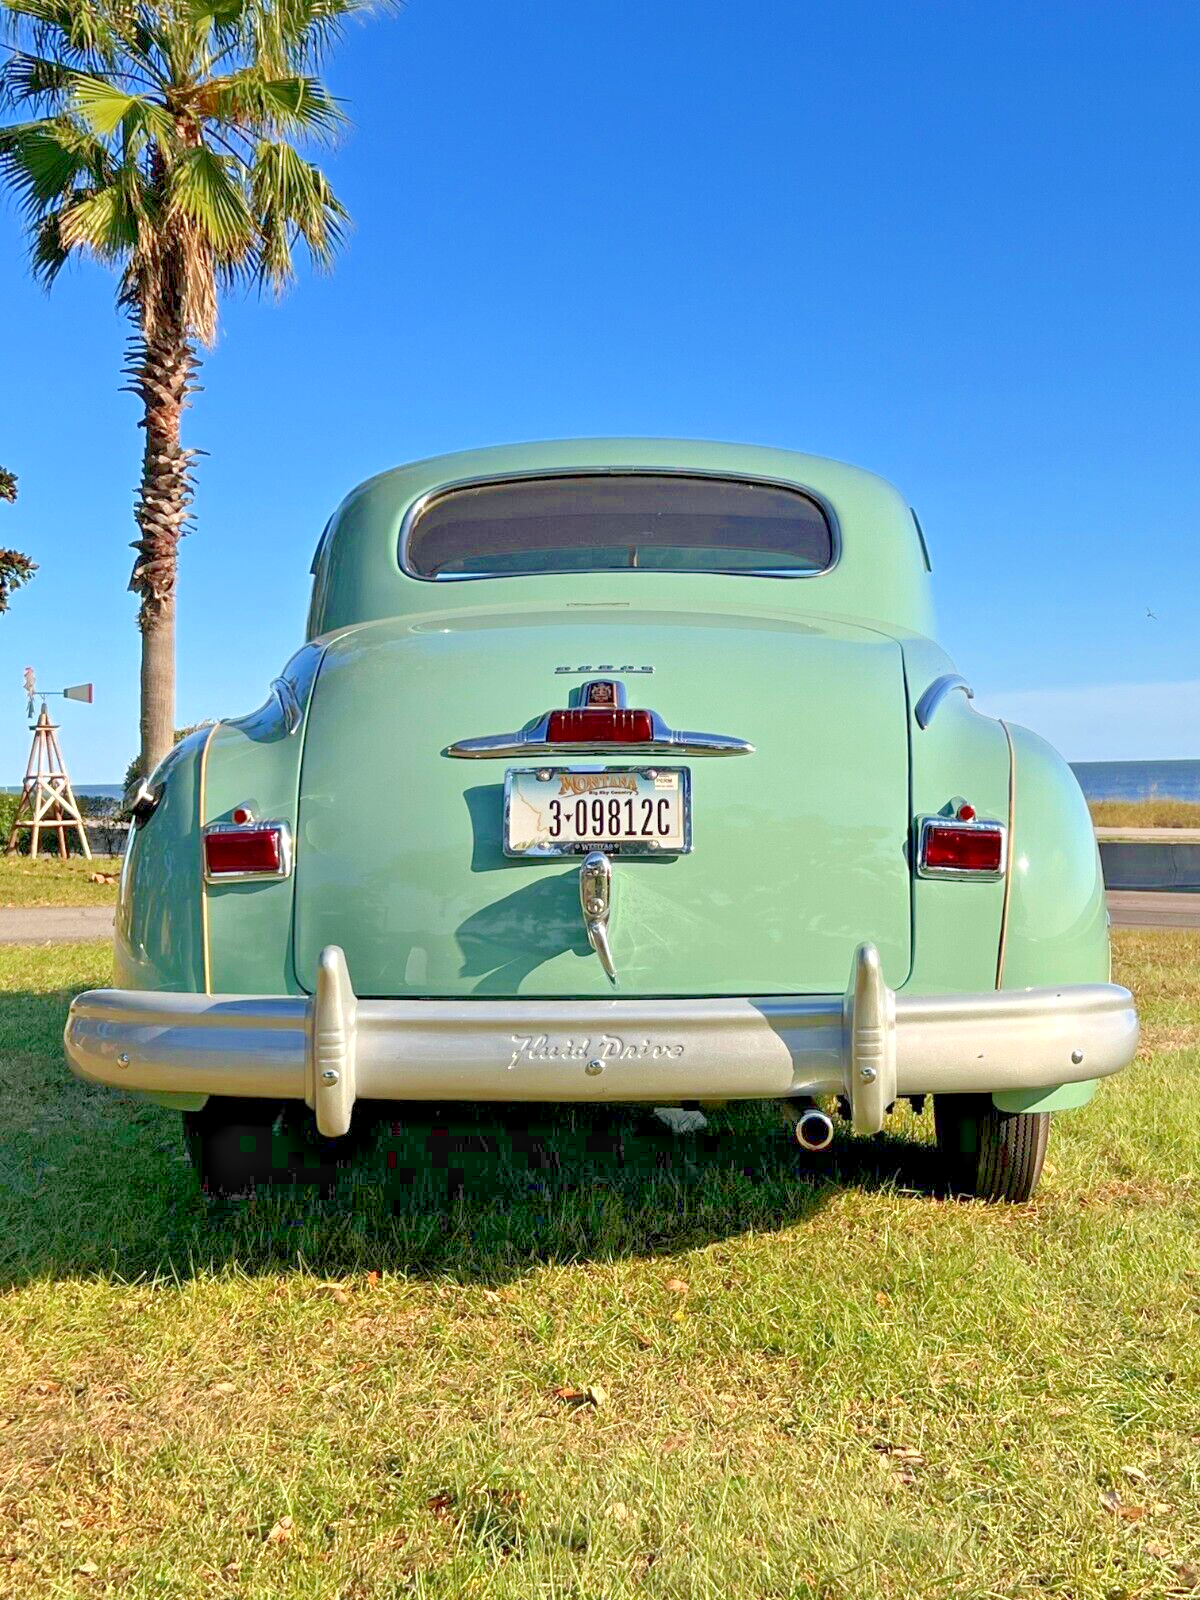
xmin=204 ymin=825 xmax=286 ymax=878
xmin=546 ymin=707 xmax=655 ymax=743
xmin=920 ymin=820 xmax=1005 ymax=876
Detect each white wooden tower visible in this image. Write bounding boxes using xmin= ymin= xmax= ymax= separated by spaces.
xmin=6 ymin=680 xmax=94 ymax=859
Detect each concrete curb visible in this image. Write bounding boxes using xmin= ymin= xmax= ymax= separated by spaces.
xmin=1099 ymin=841 xmax=1200 ymax=892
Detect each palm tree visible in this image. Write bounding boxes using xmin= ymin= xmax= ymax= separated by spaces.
xmin=0 ymin=0 xmax=378 ymax=775
xmin=0 ymin=465 xmax=37 ymax=611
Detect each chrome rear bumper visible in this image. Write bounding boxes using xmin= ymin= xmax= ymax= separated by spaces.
xmin=64 ymin=943 xmax=1138 ymax=1138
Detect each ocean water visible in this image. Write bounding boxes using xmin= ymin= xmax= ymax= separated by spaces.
xmin=1071 ymin=760 xmax=1200 ymax=803
xmin=10 ymin=772 xmax=1200 ymax=804
xmin=1 ymin=783 xmax=123 ymax=798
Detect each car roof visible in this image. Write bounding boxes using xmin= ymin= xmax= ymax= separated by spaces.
xmin=307 ymin=439 xmax=933 ymax=638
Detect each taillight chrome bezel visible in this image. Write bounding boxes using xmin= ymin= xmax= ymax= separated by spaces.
xmin=916 ymin=816 xmax=1007 ymax=881
xmin=203 ymin=821 xmax=293 ymax=883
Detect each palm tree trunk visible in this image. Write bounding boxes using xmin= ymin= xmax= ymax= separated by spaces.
xmin=125 ymin=296 xmax=197 ymax=780
xmin=139 ymin=595 xmax=175 ymax=780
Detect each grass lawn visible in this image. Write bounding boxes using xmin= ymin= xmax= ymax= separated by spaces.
xmin=1 ymin=934 xmax=1197 ymax=1598
xmin=1089 ymin=798 xmax=1200 ymax=829
xmin=0 ymin=855 xmax=120 ymax=908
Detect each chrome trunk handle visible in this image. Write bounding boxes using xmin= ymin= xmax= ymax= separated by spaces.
xmin=579 ymin=851 xmax=617 ymax=984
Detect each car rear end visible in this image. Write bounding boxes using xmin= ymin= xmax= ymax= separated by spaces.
xmin=66 ymin=441 xmax=1138 ymax=1199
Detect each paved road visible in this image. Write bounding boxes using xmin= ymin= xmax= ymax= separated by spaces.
xmin=0 ymin=906 xmax=116 ymax=943
xmin=1106 ymin=891 xmax=1200 ymax=929
xmin=0 ymin=892 xmax=1196 ymax=946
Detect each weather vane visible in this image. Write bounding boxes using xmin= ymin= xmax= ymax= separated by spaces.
xmin=6 ymin=668 xmax=95 ymax=859
xmin=23 ymin=665 xmax=93 ymax=721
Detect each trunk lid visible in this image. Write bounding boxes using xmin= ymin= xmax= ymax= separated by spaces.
xmin=293 ymin=605 xmax=911 ymax=997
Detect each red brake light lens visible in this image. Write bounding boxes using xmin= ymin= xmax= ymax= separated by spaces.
xmin=920 ymin=821 xmax=1004 ymax=875
xmin=546 ymin=707 xmax=655 ymax=743
xmin=204 ymin=825 xmax=284 ymax=877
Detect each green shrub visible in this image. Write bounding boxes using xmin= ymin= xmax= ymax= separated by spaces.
xmin=0 ymin=788 xmax=119 ymax=856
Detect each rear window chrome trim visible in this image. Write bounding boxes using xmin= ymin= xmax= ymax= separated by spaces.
xmin=397 ymin=466 xmax=842 ymax=583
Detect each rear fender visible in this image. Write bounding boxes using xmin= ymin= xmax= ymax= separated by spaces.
xmin=903 ymin=640 xmax=1011 ymax=995
xmin=202 ymin=643 xmax=325 ymax=995
xmin=117 ymin=644 xmax=324 ymax=997
xmin=999 ymin=723 xmax=1109 ymax=990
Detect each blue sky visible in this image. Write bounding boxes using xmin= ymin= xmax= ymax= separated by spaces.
xmin=2 ymin=0 xmax=1198 ymax=783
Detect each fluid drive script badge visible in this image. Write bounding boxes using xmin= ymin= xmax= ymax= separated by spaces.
xmin=508 ymin=1034 xmax=685 ymax=1070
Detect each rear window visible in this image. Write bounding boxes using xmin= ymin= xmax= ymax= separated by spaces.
xmin=404 ymin=473 xmax=835 ymax=579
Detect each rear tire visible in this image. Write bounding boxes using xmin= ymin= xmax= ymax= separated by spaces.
xmin=933 ymin=1094 xmax=1049 ymax=1202
xmin=183 ymin=1097 xmax=284 ymax=1198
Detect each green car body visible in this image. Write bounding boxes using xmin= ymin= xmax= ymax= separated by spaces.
xmin=67 ymin=440 xmax=1137 ymax=1196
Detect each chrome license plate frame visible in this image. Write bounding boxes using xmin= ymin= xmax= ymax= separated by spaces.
xmin=503 ymin=766 xmax=692 ymax=858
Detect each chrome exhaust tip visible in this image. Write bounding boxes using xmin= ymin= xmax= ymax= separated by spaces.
xmin=794 ymin=1108 xmax=835 ymax=1153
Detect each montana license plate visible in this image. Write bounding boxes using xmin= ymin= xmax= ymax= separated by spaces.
xmin=504 ymin=767 xmax=691 ymax=856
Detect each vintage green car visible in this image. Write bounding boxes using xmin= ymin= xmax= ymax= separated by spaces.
xmin=66 ymin=440 xmax=1138 ymax=1200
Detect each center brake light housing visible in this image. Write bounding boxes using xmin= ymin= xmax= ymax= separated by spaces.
xmin=545 ymin=707 xmax=655 ymax=744
xmin=916 ymin=816 xmax=1007 ymax=880
xmin=203 ymin=821 xmax=293 ymax=882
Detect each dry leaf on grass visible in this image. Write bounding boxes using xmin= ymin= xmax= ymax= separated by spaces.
xmin=1122 ymin=1464 xmax=1148 ymax=1483
xmin=1099 ymin=1489 xmax=1144 ymax=1521
xmin=664 ymin=1278 xmax=689 ymax=1295
xmin=210 ymin=1381 xmax=236 ymax=1396
xmin=550 ymin=1382 xmax=606 ymax=1408
xmin=660 ymin=1433 xmax=688 ymax=1453
xmin=265 ymin=1514 xmax=294 ymax=1544
xmin=426 ymin=1493 xmax=454 ymax=1518
xmin=871 ymin=1441 xmax=925 ymax=1467
xmin=608 ymin=1502 xmax=630 ymax=1523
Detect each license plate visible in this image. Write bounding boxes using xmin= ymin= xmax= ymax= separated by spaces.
xmin=504 ymin=767 xmax=691 ymax=856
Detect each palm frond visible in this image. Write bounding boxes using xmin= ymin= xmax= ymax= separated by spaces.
xmin=28 ymin=207 xmax=71 ymax=283
xmin=4 ymin=0 xmax=124 ymax=68
xmin=249 ymin=135 xmax=346 ymax=284
xmin=70 ymin=73 xmax=172 ymax=145
xmin=54 ymin=177 xmax=139 ymax=258
xmin=0 ymin=115 xmax=111 ymax=217
xmin=199 ymin=70 xmax=344 ymax=140
xmin=0 ymin=49 xmax=76 ymax=113
xmin=167 ymin=144 xmax=253 ymax=254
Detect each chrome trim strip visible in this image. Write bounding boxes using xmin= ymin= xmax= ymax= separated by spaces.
xmin=914 ymin=674 xmax=974 ymax=730
xmin=448 ymin=711 xmax=752 ymax=760
xmin=64 ymin=945 xmax=1138 ymax=1135
xmin=202 ymin=820 xmax=294 ymax=884
xmin=915 ymin=815 xmax=1007 ymax=882
xmin=995 ymin=720 xmax=1018 ymax=987
xmin=197 ymin=722 xmax=221 ymax=996
xmin=396 ymin=466 xmax=843 ymax=583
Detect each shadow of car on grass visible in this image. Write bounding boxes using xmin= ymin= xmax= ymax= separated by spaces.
xmin=2 ymin=985 xmax=952 ymax=1292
